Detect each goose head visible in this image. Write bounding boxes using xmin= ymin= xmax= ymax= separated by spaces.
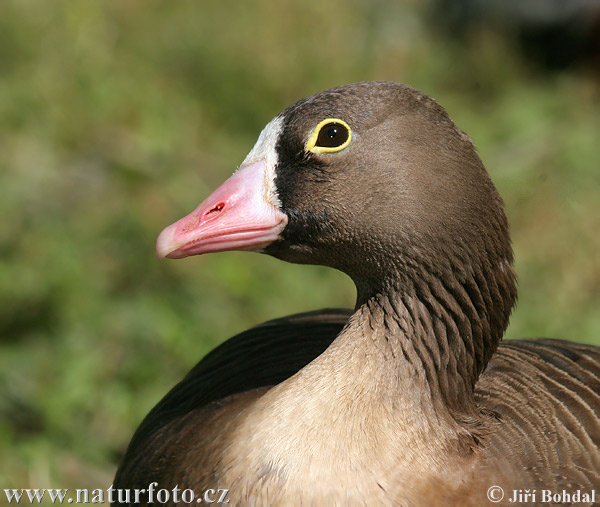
xmin=155 ymin=81 xmax=517 ymax=381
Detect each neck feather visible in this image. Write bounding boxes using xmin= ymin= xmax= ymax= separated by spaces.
xmin=350 ymin=250 xmax=516 ymax=435
xmin=225 ymin=254 xmax=515 ymax=482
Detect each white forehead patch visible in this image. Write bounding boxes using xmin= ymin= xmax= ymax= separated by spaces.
xmin=241 ymin=115 xmax=284 ymax=208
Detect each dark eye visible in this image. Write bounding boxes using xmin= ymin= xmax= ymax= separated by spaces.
xmin=306 ymin=118 xmax=352 ymax=153
xmin=316 ymin=122 xmax=349 ymax=148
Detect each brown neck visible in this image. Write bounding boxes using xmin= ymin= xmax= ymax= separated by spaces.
xmin=352 ymin=243 xmax=516 ymax=402
xmin=223 ymin=289 xmax=492 ymax=491
xmin=221 ymin=259 xmax=516 ymax=491
xmin=347 ymin=250 xmax=516 ymax=441
xmin=351 ymin=289 xmax=484 ymax=443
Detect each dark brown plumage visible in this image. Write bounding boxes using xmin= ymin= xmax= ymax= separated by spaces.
xmin=114 ymin=82 xmax=600 ymax=505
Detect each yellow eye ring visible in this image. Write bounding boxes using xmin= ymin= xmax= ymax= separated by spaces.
xmin=305 ymin=118 xmax=352 ymax=154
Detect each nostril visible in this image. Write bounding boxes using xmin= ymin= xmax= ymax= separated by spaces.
xmin=206 ymin=203 xmax=225 ymax=216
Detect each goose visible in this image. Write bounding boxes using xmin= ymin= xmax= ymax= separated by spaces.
xmin=113 ymin=82 xmax=600 ymax=506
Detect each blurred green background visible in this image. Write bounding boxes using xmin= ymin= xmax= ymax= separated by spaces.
xmin=1 ymin=0 xmax=599 ymax=493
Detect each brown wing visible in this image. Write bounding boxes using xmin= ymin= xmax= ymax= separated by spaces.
xmin=477 ymin=338 xmax=600 ymax=489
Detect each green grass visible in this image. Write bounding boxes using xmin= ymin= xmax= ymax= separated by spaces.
xmin=1 ymin=0 xmax=599 ymax=492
